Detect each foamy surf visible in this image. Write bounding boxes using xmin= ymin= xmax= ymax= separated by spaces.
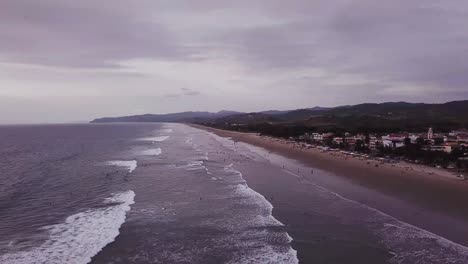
xmin=0 ymin=190 xmax=136 ymax=264
xmin=223 ymin=164 xmax=299 ymax=264
xmin=140 ymin=148 xmax=162 ymax=156
xmin=138 ymin=136 xmax=169 ymax=142
xmin=107 ymin=160 xmax=137 ymax=173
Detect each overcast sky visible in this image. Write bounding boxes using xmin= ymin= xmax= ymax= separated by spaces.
xmin=1 ymin=0 xmax=467 ymax=123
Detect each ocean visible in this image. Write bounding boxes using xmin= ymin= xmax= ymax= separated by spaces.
xmin=0 ymin=123 xmax=467 ymax=263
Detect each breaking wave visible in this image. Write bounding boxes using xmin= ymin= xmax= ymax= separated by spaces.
xmin=0 ymin=190 xmax=136 ymax=264
xmin=107 ymin=160 xmax=137 ymax=173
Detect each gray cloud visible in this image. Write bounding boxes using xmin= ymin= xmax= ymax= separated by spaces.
xmin=0 ymin=0 xmax=191 ymax=68
xmin=209 ymin=1 xmax=468 ymax=90
xmin=164 ymin=88 xmax=201 ymax=98
xmin=181 ymin=88 xmax=201 ymax=96
xmin=0 ymin=0 xmax=467 ymax=123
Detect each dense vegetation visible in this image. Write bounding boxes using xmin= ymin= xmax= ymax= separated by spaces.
xmin=92 ymin=101 xmax=468 ymax=133
xmin=199 ymin=101 xmax=468 ymax=135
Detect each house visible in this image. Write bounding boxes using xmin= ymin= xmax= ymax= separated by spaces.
xmin=312 ymin=133 xmax=323 ymax=142
xmin=409 ymin=134 xmax=422 ymax=144
xmin=450 ymin=130 xmax=468 ymax=137
xmin=333 ymin=137 xmax=344 ymax=145
xmin=427 ymin=145 xmax=452 ymax=153
xmin=446 ymin=135 xmax=458 ymax=144
xmin=345 ymin=136 xmax=357 ymax=146
xmin=382 ymin=134 xmax=406 ymax=149
xmin=427 ymin=127 xmax=434 ymax=140
xmin=457 ymin=134 xmax=468 ymax=144
xmin=369 ymin=136 xmax=381 ymax=150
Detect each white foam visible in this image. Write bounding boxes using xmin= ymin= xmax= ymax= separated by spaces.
xmin=184 ymin=137 xmax=193 ymax=144
xmin=180 ymin=160 xmax=216 ymax=177
xmin=138 ymin=136 xmax=169 ymax=142
xmin=140 ymin=148 xmax=162 ymax=156
xmin=223 ymin=164 xmax=246 ymax=185
xmin=107 ymin=160 xmax=137 ymax=173
xmin=234 ymin=184 xmax=285 ymax=227
xmin=0 ymin=190 xmax=135 ymax=264
xmin=186 ymin=160 xmax=204 ymax=169
xmin=223 ymin=164 xmax=298 ymax=263
xmin=228 ymin=246 xmax=298 ymax=264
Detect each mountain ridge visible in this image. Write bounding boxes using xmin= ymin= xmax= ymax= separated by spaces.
xmin=90 ymin=100 xmax=468 ymax=132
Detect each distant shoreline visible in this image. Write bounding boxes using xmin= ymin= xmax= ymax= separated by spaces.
xmin=190 ymin=124 xmax=468 ymax=222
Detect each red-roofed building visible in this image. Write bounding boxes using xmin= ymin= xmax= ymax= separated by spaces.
xmin=457 ymin=134 xmax=468 ymax=144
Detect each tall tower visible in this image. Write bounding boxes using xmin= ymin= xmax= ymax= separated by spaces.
xmin=427 ymin=127 xmax=433 ymax=140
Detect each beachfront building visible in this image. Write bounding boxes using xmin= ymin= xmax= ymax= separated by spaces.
xmin=457 ymin=134 xmax=468 ymax=145
xmin=345 ymin=136 xmax=357 ymax=146
xmin=409 ymin=134 xmax=422 ymax=144
xmin=333 ymin=137 xmax=344 ymax=144
xmin=427 ymin=127 xmax=434 ymax=140
xmin=369 ymin=136 xmax=381 ymax=150
xmin=450 ymin=129 xmax=468 ymax=137
xmin=427 ymin=145 xmax=453 ymax=153
xmin=446 ymin=135 xmax=458 ymax=143
xmin=312 ymin=133 xmax=323 ymax=142
xmin=322 ymin=133 xmax=334 ymax=142
xmin=382 ymin=134 xmax=407 ymax=149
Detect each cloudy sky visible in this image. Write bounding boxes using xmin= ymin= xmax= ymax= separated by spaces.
xmin=1 ymin=0 xmax=467 ymax=123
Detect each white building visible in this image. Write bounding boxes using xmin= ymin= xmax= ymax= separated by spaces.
xmin=428 ymin=127 xmax=434 ymax=140
xmin=427 ymin=145 xmax=452 ymax=153
xmin=312 ymin=133 xmax=323 ymax=141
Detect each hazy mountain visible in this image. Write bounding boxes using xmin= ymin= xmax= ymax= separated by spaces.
xmin=259 ymin=110 xmax=292 ymax=115
xmin=91 ymin=101 xmax=468 ymax=132
xmin=91 ymin=110 xmax=242 ymax=123
xmin=198 ymin=100 xmax=468 ymax=133
xmin=211 ymin=113 xmax=283 ymax=124
xmin=259 ymin=106 xmax=329 ymax=116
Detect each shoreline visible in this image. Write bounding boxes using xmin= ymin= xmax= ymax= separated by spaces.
xmin=191 ymin=124 xmax=468 ymax=263
xmin=190 ymin=124 xmax=468 ymax=225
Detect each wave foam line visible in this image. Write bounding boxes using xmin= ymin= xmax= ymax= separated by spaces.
xmin=224 ymin=164 xmax=299 ymax=264
xmin=107 ymin=160 xmax=137 ymax=173
xmin=138 ymin=136 xmax=169 ymax=142
xmin=0 ymin=190 xmax=136 ymax=264
xmin=140 ymin=148 xmax=162 ymax=156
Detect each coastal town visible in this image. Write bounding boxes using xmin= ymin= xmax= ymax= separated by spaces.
xmin=291 ymin=127 xmax=468 ymax=179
